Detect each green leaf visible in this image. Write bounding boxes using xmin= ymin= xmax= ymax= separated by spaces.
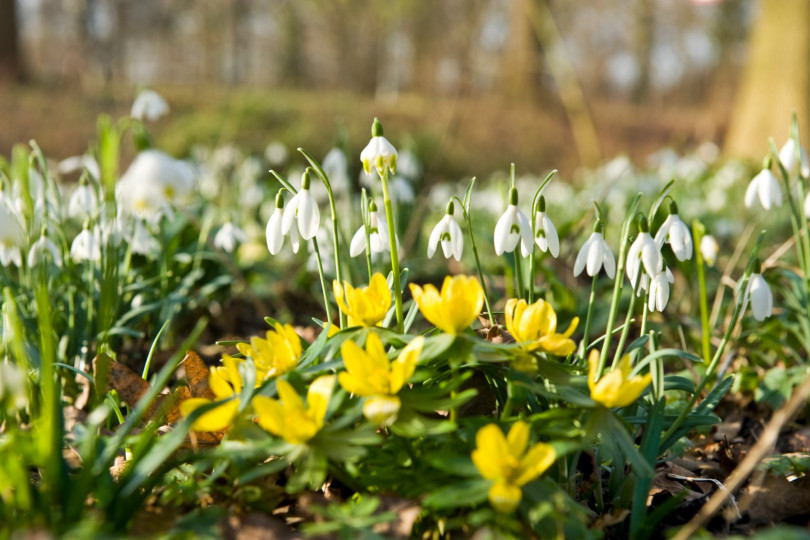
xmin=423 ymin=478 xmax=490 ymax=509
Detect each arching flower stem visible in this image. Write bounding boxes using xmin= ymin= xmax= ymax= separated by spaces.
xmin=528 ymin=170 xmax=557 ymax=304
xmin=597 ymin=193 xmax=640 ymax=381
xmin=298 ymin=150 xmax=349 ymax=329
xmin=692 ymin=220 xmax=712 ymax=364
xmin=361 ymin=188 xmax=373 ymax=282
xmin=451 ymin=189 xmax=495 ymax=325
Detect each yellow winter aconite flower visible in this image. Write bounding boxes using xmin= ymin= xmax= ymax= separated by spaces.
xmin=236 ymin=323 xmax=302 ymax=382
xmin=338 ymin=332 xmax=424 ymax=426
xmin=471 ymin=421 xmax=556 ymax=513
xmin=180 ymin=355 xmax=242 ymax=432
xmin=504 ymin=298 xmax=579 ymax=356
xmin=253 ymin=375 xmax=335 ymax=445
xmin=333 ymin=273 xmax=392 ymax=328
xmin=409 ymin=275 xmax=484 ymax=335
xmin=587 ymin=350 xmax=652 ymax=408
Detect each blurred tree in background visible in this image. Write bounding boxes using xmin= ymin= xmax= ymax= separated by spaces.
xmin=0 ymin=0 xmax=24 ymax=81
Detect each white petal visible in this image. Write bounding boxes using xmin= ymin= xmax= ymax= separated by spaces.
xmin=757 ymin=171 xmax=782 ymax=209
xmin=281 ymin=193 xmax=300 ymax=234
xmin=749 ymin=274 xmax=773 ymax=321
xmin=297 ymin=191 xmax=320 ymax=240
xmin=493 ymin=207 xmax=515 ymax=256
xmin=518 ymin=209 xmax=533 ymax=257
xmin=805 ymin=192 xmax=810 ymax=218
xmin=266 ymin=209 xmax=284 ymax=255
xmin=289 ymin=222 xmax=300 ymax=253
xmin=449 ymin=217 xmax=464 ymax=261
xmin=427 ymin=218 xmax=445 ymax=259
xmin=350 ymin=226 xmax=366 ymax=257
xmin=602 ymin=244 xmax=616 ymax=279
xmin=573 ymin=236 xmax=592 ymax=277
xmin=744 ymin=176 xmax=759 ymax=208
xmin=654 ymin=215 xmax=672 ymax=248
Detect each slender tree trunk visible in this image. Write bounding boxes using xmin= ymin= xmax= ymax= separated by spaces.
xmin=725 ymin=0 xmax=810 ymax=159
xmin=0 ymin=0 xmax=25 ymax=81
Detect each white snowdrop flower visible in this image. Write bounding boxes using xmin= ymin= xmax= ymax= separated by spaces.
xmin=117 ymin=150 xmax=195 ymax=223
xmin=427 ymin=202 xmax=464 ymax=261
xmin=282 ymin=170 xmax=320 ymax=241
xmin=130 ymin=219 xmax=160 ymax=257
xmin=778 ymin=138 xmax=810 ymax=178
xmin=654 ymin=202 xmax=693 ymax=261
xmin=214 ymin=222 xmax=247 ymax=254
xmin=130 ymin=89 xmax=169 ymax=122
xmin=743 ymin=269 xmax=773 ymax=321
xmin=70 ymin=226 xmax=101 ymax=263
xmin=744 ymin=161 xmax=782 ymax=210
xmin=533 ymin=196 xmax=559 ymax=258
xmin=267 ymin=191 xmax=298 ymax=255
xmin=648 ymin=268 xmax=675 ymax=312
xmin=350 ymin=200 xmax=391 ymax=257
xmin=700 ymin=235 xmax=719 ymax=267
xmin=626 ymin=217 xmax=662 ymax=288
xmin=58 ymin=154 xmax=101 ymax=180
xmin=27 ymin=229 xmax=61 ymax=267
xmin=68 ymin=177 xmax=99 ymax=220
xmin=360 ymin=118 xmax=397 ymax=177
xmin=494 ymin=188 xmax=532 ymax=257
xmin=322 ymin=147 xmax=350 ymax=196
xmin=0 ymin=200 xmax=24 ymax=268
xmin=574 ymin=223 xmax=615 ymax=279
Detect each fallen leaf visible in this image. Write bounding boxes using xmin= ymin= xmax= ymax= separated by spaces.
xmin=183 ymin=350 xmax=215 ymax=399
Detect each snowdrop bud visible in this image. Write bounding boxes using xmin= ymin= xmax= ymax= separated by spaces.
xmin=533 ymin=196 xmax=559 ymax=258
xmin=700 ymin=235 xmax=718 ymax=267
xmin=745 ymin=157 xmax=782 ymax=210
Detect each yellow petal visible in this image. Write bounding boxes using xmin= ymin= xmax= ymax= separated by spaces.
xmin=562 ymin=317 xmax=579 ymax=338
xmin=587 ymin=349 xmax=600 ymax=392
xmin=222 ymin=355 xmax=243 ymax=394
xmin=537 ymin=334 xmax=577 ymax=357
xmin=340 ymin=338 xmax=373 ymax=380
xmin=363 ymin=332 xmax=391 ymax=374
xmin=506 ymin=421 xmax=529 ymax=458
xmin=515 ymin=443 xmax=556 ymax=486
xmin=277 ymin=379 xmax=305 ymax=411
xmin=253 ymin=395 xmax=284 ymax=436
xmin=306 ymin=374 xmax=335 ymax=425
xmin=504 ymin=298 xmax=521 ymax=341
xmin=610 ymin=374 xmax=652 ymax=408
xmin=472 ymin=424 xmax=508 ymax=480
xmin=209 ymin=367 xmax=233 ymax=399
xmin=337 ymin=371 xmax=376 ymax=396
xmin=488 ymin=480 xmax=522 ymax=513
xmin=591 ymin=370 xmax=626 ymax=408
xmin=182 ymin=397 xmax=238 ymax=432
xmin=390 ymin=336 xmax=423 ymax=393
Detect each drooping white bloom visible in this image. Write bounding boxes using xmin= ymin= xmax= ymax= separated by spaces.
xmin=267 ymin=191 xmax=298 ymax=254
xmin=214 ymin=222 xmax=247 ymax=253
xmin=743 ymin=272 xmax=773 ymax=321
xmin=70 ymin=227 xmax=101 ymax=263
xmin=27 ymin=232 xmax=61 ymax=267
xmin=648 ymin=268 xmax=675 ymax=312
xmin=700 ymin=235 xmax=719 ymax=267
xmin=0 ymin=200 xmax=24 ymax=268
xmin=427 ymin=210 xmax=463 ymax=261
xmin=265 ymin=141 xmax=289 ymax=167
xmin=130 ymin=89 xmax=169 ymax=122
xmin=744 ymin=168 xmax=782 ymax=210
xmin=282 ymin=171 xmax=320 ymax=241
xmin=68 ymin=178 xmax=99 ymax=221
xmin=778 ymin=138 xmax=810 ymax=178
xmin=117 ymin=150 xmax=195 ymax=223
xmin=494 ymin=188 xmax=532 ymax=257
xmin=350 ymin=201 xmax=391 ymax=257
xmin=654 ymin=206 xmax=692 ymax=261
xmin=533 ymin=199 xmax=559 ymax=257
xmin=574 ymin=230 xmax=615 ymax=279
xmin=360 ymin=118 xmax=398 ymax=177
xmin=626 ymin=226 xmax=662 ymax=288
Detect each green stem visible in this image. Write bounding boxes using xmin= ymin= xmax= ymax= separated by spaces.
xmin=597 ymin=195 xmax=640 ymax=380
xmin=454 ymin=197 xmax=495 ymax=325
xmin=611 ymin=264 xmax=642 ymax=369
xmin=514 ymin=252 xmax=525 ymax=300
xmin=379 ymin=168 xmax=404 ymax=333
xmin=362 ymin=190 xmax=373 ymax=283
xmin=578 ymin=274 xmax=599 ymax=362
xmin=311 ymin=238 xmax=333 ymax=327
xmin=693 ymin=222 xmax=712 ymax=364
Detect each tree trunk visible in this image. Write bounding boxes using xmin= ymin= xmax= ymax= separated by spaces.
xmin=0 ymin=0 xmax=25 ymax=81
xmin=725 ymin=0 xmax=810 ymax=159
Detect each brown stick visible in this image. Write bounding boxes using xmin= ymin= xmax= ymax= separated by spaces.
xmin=673 ymin=375 xmax=810 ymax=540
